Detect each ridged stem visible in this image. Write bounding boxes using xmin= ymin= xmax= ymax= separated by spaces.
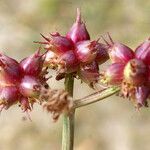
xmin=62 ymin=74 xmax=75 ymax=150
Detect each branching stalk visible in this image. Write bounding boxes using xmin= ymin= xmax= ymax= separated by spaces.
xmin=74 ymin=87 xmax=120 ymax=108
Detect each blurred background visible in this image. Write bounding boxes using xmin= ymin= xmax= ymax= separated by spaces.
xmin=0 ymin=0 xmax=150 ymax=150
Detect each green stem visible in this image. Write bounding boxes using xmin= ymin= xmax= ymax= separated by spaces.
xmin=74 ymin=87 xmax=120 ymax=108
xmin=62 ymin=74 xmax=75 ymax=150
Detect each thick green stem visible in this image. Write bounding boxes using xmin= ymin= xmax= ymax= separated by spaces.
xmin=62 ymin=74 xmax=75 ymax=150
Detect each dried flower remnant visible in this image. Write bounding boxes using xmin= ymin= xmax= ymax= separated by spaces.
xmin=102 ymin=35 xmax=150 ymax=108
xmin=42 ymin=88 xmax=73 ymax=121
xmin=36 ymin=8 xmax=108 ymax=87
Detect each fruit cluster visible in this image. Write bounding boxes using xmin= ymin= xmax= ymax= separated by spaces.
xmin=38 ymin=8 xmax=108 ymax=87
xmin=0 ymin=8 xmax=150 ymax=118
xmin=0 ymin=49 xmax=48 ymax=113
xmin=102 ymin=35 xmax=150 ymax=108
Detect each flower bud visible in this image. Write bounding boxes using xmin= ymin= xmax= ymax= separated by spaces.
xmin=95 ymin=43 xmax=109 ymax=64
xmin=39 ymin=32 xmax=74 ymax=55
xmin=79 ymin=61 xmax=99 ymax=86
xmin=66 ymin=8 xmax=90 ymax=43
xmin=75 ymin=40 xmax=98 ymax=63
xmin=124 ymin=59 xmax=148 ymax=86
xmin=20 ymin=49 xmax=44 ymax=77
xmin=0 ymin=86 xmax=19 ymax=109
xmin=135 ymin=39 xmax=150 ymax=65
xmin=103 ymin=63 xmax=125 ymax=85
xmin=19 ymin=75 xmax=41 ymax=98
xmin=43 ymin=89 xmax=73 ymax=121
xmin=0 ymin=53 xmax=21 ymax=85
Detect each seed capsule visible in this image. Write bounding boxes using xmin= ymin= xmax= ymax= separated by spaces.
xmin=95 ymin=43 xmax=109 ymax=64
xmin=109 ymin=42 xmax=134 ymax=63
xmin=20 ymin=49 xmax=44 ymax=77
xmin=102 ymin=34 xmax=134 ymax=63
xmin=66 ymin=8 xmax=90 ymax=43
xmin=103 ymin=63 xmax=125 ymax=85
xmin=58 ymin=50 xmax=79 ymax=73
xmin=0 ymin=86 xmax=19 ymax=109
xmin=39 ymin=32 xmax=74 ymax=55
xmin=19 ymin=75 xmax=41 ymax=98
xmin=124 ymin=59 xmax=148 ymax=86
xmin=75 ymin=40 xmax=98 ymax=63
xmin=0 ymin=53 xmax=21 ymax=84
xmin=135 ymin=39 xmax=150 ymax=65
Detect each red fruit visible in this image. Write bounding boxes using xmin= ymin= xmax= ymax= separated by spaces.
xmin=0 ymin=86 xmax=19 ymax=109
xmin=75 ymin=40 xmax=98 ymax=63
xmin=0 ymin=53 xmax=21 ymax=84
xmin=104 ymin=63 xmax=125 ymax=85
xmin=135 ymin=38 xmax=150 ymax=65
xmin=39 ymin=32 xmax=74 ymax=55
xmin=95 ymin=43 xmax=109 ymax=64
xmin=109 ymin=42 xmax=134 ymax=63
xmin=66 ymin=8 xmax=90 ymax=43
xmin=102 ymin=34 xmax=134 ymax=63
xmin=124 ymin=59 xmax=148 ymax=86
xmin=58 ymin=50 xmax=79 ymax=73
xmin=79 ymin=61 xmax=99 ymax=85
xmin=20 ymin=49 xmax=44 ymax=77
xmin=19 ymin=75 xmax=41 ymax=98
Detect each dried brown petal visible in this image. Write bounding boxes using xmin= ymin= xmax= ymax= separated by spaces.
xmin=41 ymin=88 xmax=73 ymax=121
